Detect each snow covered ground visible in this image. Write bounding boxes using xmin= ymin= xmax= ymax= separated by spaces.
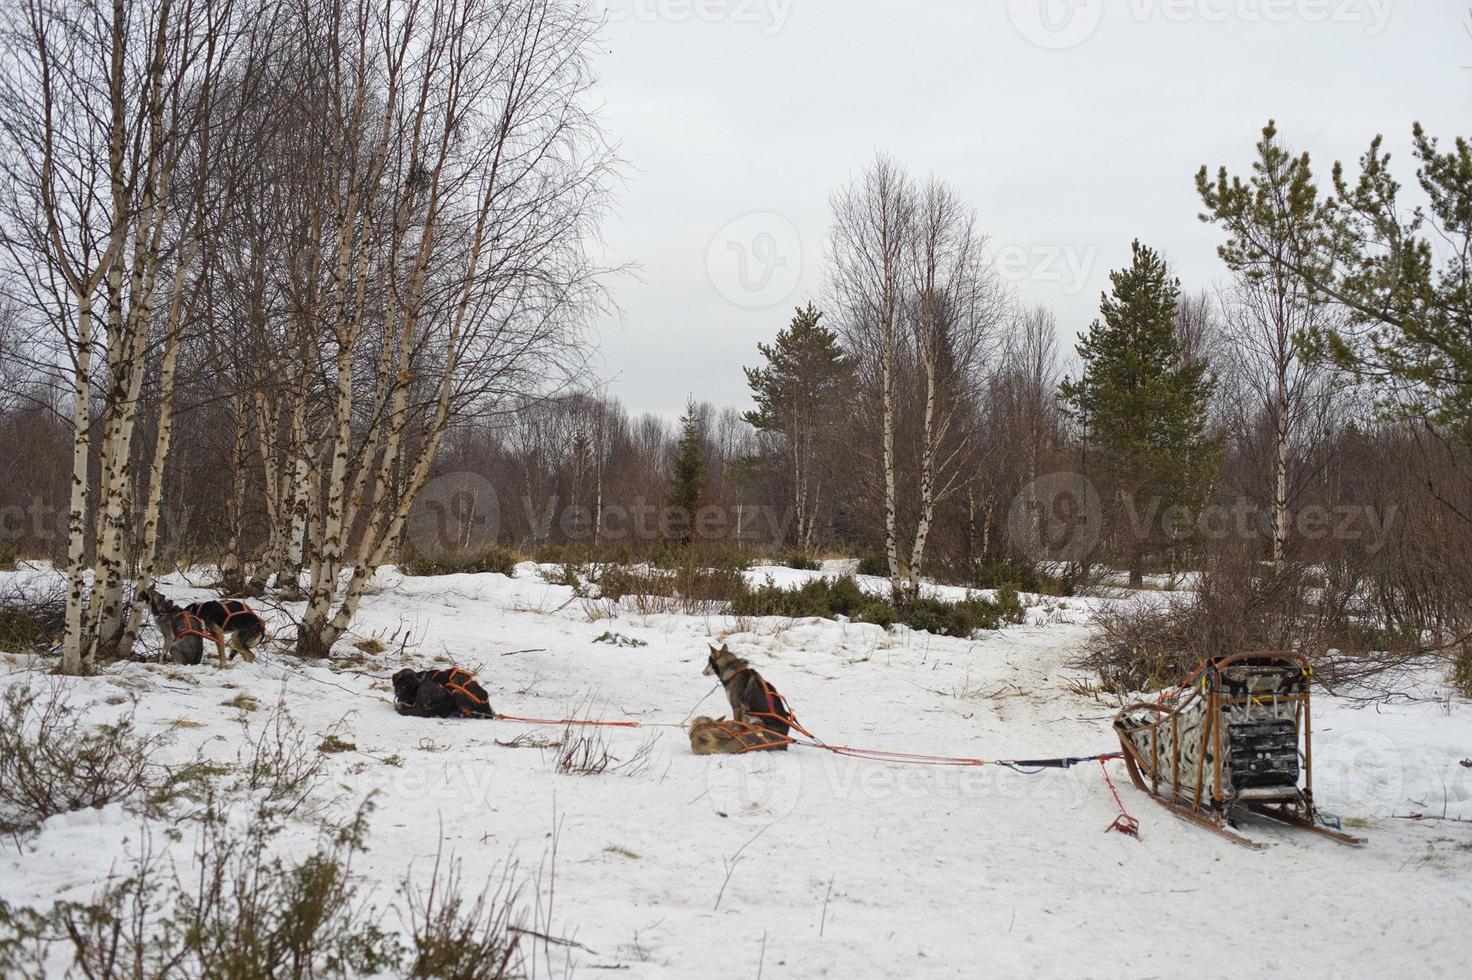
xmin=2 ymin=562 xmax=1470 ymax=977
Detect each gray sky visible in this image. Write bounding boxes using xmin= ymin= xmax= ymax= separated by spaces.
xmin=587 ymin=0 xmax=1472 ymax=419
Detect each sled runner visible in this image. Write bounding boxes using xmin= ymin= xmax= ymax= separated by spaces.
xmin=1113 ymin=651 xmax=1365 ymax=850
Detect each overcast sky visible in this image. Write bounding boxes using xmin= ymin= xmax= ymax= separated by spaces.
xmin=585 ymin=0 xmax=1472 ymax=419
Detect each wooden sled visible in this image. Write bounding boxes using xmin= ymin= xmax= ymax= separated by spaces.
xmin=1114 ymin=652 xmax=1366 ymax=850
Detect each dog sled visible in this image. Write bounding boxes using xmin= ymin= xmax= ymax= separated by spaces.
xmin=1113 ymin=651 xmax=1364 ymax=849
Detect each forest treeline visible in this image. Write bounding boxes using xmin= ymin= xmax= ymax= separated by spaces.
xmin=0 ymin=0 xmax=1468 ymax=676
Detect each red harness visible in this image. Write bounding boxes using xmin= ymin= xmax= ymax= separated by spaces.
xmin=429 ymin=667 xmax=493 ymax=717
xmin=190 ymin=600 xmax=261 ymax=631
xmin=172 ymin=610 xmax=213 ymax=643
xmin=727 ymin=666 xmax=802 ymax=736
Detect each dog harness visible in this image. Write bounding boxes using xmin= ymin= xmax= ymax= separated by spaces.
xmin=187 ymin=599 xmax=263 ymax=632
xmin=693 ymin=717 xmax=794 ymax=753
xmin=428 ymin=667 xmax=494 ymax=718
xmin=172 ymin=609 xmax=213 ymax=643
xmin=722 ymin=663 xmax=797 ymax=733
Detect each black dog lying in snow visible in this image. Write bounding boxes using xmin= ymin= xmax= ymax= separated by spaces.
xmin=392 ymin=667 xmax=496 ymax=719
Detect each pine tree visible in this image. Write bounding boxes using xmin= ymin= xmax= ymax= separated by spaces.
xmin=743 ymin=304 xmax=854 ymax=552
xmin=1195 ymin=121 xmax=1331 ymax=568
xmin=666 ymin=399 xmax=706 ymax=547
xmin=1201 ymin=121 xmax=1472 ymax=446
xmin=1060 ymin=241 xmax=1219 ymax=586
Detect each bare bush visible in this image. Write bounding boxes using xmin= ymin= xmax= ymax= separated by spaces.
xmin=0 ymin=581 xmax=66 ymax=655
xmin=401 ymin=847 xmax=526 ymax=980
xmin=1076 ymin=543 xmax=1429 ymax=692
xmin=233 ymin=700 xmax=334 ymax=819
xmin=0 ymin=680 xmax=175 ymax=835
xmin=555 ymin=723 xmax=612 ymax=776
xmin=0 ymin=804 xmax=399 ymax=979
xmin=0 ymin=806 xmax=571 ymax=980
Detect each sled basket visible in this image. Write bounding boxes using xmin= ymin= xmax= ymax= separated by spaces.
xmin=1113 ymin=651 xmax=1363 ymax=848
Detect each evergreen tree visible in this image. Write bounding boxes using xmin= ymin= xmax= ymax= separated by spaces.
xmin=666 ymin=399 xmax=706 ymax=546
xmin=1194 ymin=121 xmax=1332 ymax=568
xmin=743 ymin=303 xmax=854 ymax=551
xmin=1060 ymin=241 xmax=1219 ymax=586
xmin=1201 ymin=121 xmax=1472 ymax=446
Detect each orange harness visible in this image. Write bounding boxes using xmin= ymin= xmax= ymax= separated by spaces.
xmin=172 ymin=610 xmax=213 ymax=643
xmin=189 ymin=600 xmax=261 ymax=632
xmin=431 ymin=667 xmax=493 ymax=718
xmin=219 ymin=602 xmax=259 ymax=630
xmin=698 ymin=717 xmax=794 ymax=753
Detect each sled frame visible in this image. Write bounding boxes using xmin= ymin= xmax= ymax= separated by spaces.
xmin=1115 ymin=651 xmax=1365 ymax=848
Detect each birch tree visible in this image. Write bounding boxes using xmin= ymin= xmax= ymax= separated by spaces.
xmin=830 ymin=157 xmax=913 ymax=596
xmin=830 ymin=157 xmax=1006 ymax=597
xmin=0 ymin=0 xmax=246 ymax=671
xmin=261 ymin=0 xmax=612 ymax=657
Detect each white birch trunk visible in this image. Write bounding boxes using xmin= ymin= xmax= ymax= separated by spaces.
xmin=60 ymin=294 xmax=96 ymax=675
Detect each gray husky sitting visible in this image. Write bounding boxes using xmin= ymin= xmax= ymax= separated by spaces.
xmin=703 ymin=644 xmax=795 ymax=741
xmin=141 ymin=586 xmax=208 ymax=665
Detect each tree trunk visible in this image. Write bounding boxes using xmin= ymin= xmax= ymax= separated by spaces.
xmin=907 ymin=353 xmax=940 ymax=590
xmin=1273 ymin=365 xmax=1289 ymax=570
xmin=59 ymin=294 xmax=96 ymax=676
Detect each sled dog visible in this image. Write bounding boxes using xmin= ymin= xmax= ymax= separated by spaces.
xmin=703 ymin=644 xmax=793 ymax=740
xmin=688 ymin=715 xmax=790 ymax=754
xmin=141 ymin=587 xmax=207 ymax=665
xmin=184 ymin=598 xmax=264 ymax=664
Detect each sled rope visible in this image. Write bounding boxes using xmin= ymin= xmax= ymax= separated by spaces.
xmin=744 ymin=684 xmax=1124 ymax=772
xmin=1100 ymin=756 xmax=1141 ymax=839
xmin=496 ymin=714 xmax=643 ymax=729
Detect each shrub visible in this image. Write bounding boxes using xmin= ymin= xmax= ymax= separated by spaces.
xmin=401 ymin=851 xmax=528 ymax=980
xmin=895 ymin=591 xmax=1023 ymax=638
xmin=772 ymin=551 xmax=819 ymax=572
xmin=0 ymin=545 xmax=15 ymax=571
xmin=530 ymin=543 xmax=590 ymax=566
xmin=0 ymin=681 xmax=177 ymax=835
xmin=1453 ymin=644 xmax=1472 ymax=700
xmin=959 ymin=561 xmax=1073 ymax=597
xmin=732 ymin=575 xmax=1019 ymax=638
xmin=592 ymin=560 xmax=748 ymax=615
xmin=856 ymin=553 xmax=893 ymax=578
xmin=236 ymin=703 xmax=334 ymax=819
xmin=0 ymin=581 xmax=66 ymax=654
xmin=0 ymin=805 xmax=401 ymax=980
xmin=540 ymin=562 xmax=583 ymax=589
xmin=648 ymin=544 xmax=751 ymax=574
xmin=399 ymin=546 xmax=520 ymax=578
xmin=0 ymin=804 xmax=556 ymax=980
xmin=1074 ymin=549 xmax=1375 ymax=692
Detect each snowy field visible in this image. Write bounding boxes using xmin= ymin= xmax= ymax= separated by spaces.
xmin=2 ymin=563 xmax=1471 ymax=978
